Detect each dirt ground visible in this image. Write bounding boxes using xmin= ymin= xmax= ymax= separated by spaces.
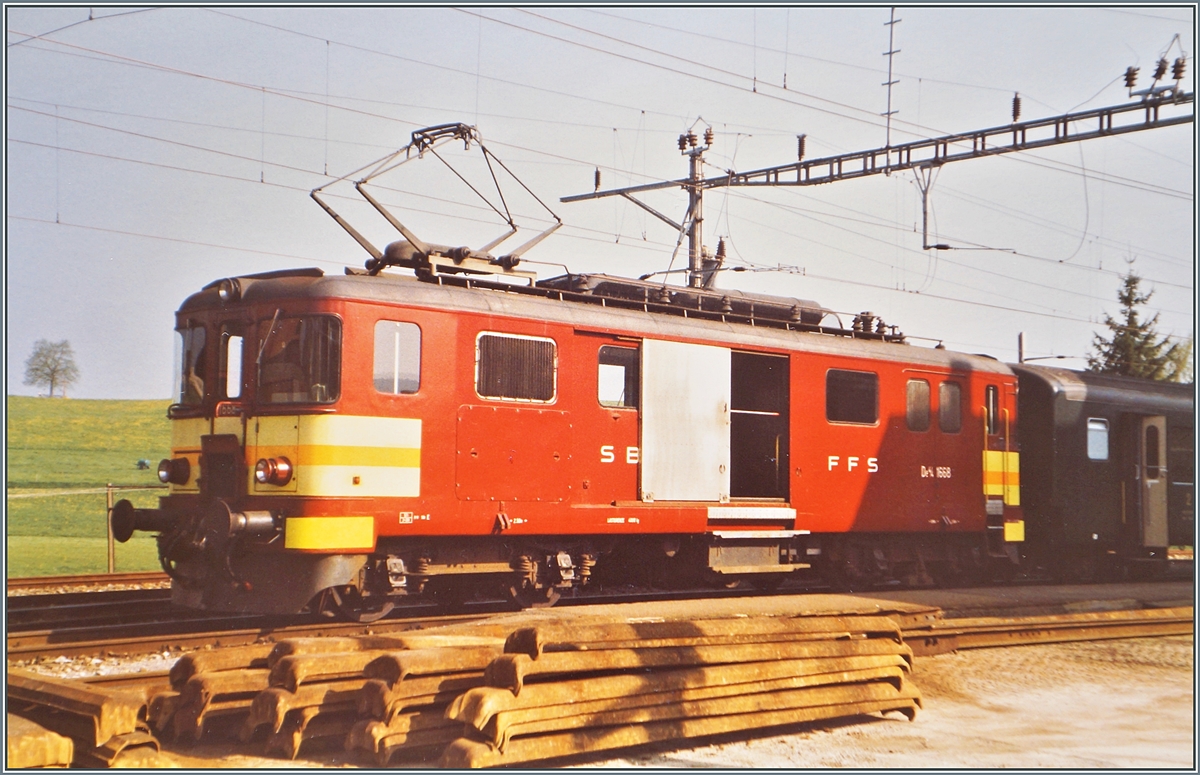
xmin=577 ymin=634 xmax=1195 ymax=769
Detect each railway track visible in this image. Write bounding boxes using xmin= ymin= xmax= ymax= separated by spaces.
xmin=7 ymin=571 xmax=169 ymax=592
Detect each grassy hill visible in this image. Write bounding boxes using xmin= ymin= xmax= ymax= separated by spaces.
xmin=7 ymin=396 xmax=172 ymax=576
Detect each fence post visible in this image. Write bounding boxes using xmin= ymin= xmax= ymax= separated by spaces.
xmin=106 ymin=483 xmax=115 ymax=574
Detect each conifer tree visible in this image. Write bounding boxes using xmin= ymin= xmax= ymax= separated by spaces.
xmin=1088 ymin=267 xmax=1188 ymax=381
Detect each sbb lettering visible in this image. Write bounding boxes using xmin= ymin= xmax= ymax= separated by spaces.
xmin=601 ymin=445 xmax=640 ymax=464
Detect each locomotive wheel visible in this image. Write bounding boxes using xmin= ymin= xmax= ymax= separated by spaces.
xmin=507 ymin=582 xmax=561 ymax=610
xmin=323 ymin=586 xmax=395 ymax=623
xmin=749 ymin=573 xmax=787 ymax=592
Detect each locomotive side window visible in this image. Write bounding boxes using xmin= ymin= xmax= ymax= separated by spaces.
xmin=374 ymin=321 xmax=421 ymax=394
xmin=221 ymin=328 xmax=243 ymax=399
xmin=939 ymin=382 xmax=961 ymax=433
xmin=598 ymin=345 xmax=639 ymax=408
xmin=985 ymin=385 xmax=1000 ymax=435
xmin=826 ymin=369 xmax=877 ymax=424
xmin=257 ymin=315 xmax=341 ymax=404
xmin=476 ymin=333 xmax=556 ymax=402
xmin=177 ymin=325 xmax=207 ymax=405
xmin=906 ymin=379 xmax=930 ymax=432
xmin=1086 ymin=418 xmax=1109 ymax=461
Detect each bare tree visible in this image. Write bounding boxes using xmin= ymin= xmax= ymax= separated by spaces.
xmin=23 ymin=339 xmax=80 ymax=397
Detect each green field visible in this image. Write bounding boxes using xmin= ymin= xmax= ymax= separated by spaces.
xmin=6 ymin=396 xmax=172 ymax=576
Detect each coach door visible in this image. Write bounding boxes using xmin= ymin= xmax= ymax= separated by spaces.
xmin=1139 ymin=415 xmax=1168 ymax=547
xmin=640 ymin=339 xmax=731 ymax=502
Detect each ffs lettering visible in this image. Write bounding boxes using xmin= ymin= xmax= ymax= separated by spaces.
xmin=827 ymin=455 xmax=879 ymax=473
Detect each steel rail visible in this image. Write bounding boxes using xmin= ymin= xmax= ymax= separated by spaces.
xmin=7 ymin=571 xmax=169 ymax=591
xmin=902 ymin=606 xmax=1193 ymax=656
xmin=6 ymin=612 xmax=491 ymax=660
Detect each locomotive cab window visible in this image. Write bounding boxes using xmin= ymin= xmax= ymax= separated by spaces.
xmin=374 ymin=321 xmax=421 ymax=394
xmin=906 ymin=379 xmax=930 ymax=432
xmin=1086 ymin=418 xmax=1109 ymax=461
xmin=939 ymin=381 xmax=962 ymax=433
xmin=220 ymin=326 xmax=244 ymax=400
xmin=176 ymin=325 xmax=207 ymax=405
xmin=826 ymin=369 xmax=877 ymax=424
xmin=598 ymin=345 xmax=639 ymax=408
xmin=985 ymin=385 xmax=1000 ymax=435
xmin=476 ymin=333 xmax=556 ymax=402
xmin=257 ymin=315 xmax=341 ymax=404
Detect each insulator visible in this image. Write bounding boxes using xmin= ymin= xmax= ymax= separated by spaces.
xmin=678 ymin=134 xmax=688 ymax=151
xmin=876 ymin=318 xmax=887 ymax=334
xmin=797 ymin=133 xmax=806 ymax=161
xmin=412 ymin=556 xmax=431 ymax=576
xmin=1124 ymin=66 xmax=1139 ymax=88
xmin=704 ymin=126 xmax=713 ymax=145
xmin=1154 ymin=58 xmax=1169 ymax=80
xmin=1011 ymin=93 xmax=1021 ymax=123
xmin=716 ymin=237 xmax=726 ymax=258
xmin=1173 ymin=56 xmax=1186 ymax=80
xmin=594 ymin=168 xmax=601 ymax=191
xmin=687 ymin=131 xmax=697 ymax=148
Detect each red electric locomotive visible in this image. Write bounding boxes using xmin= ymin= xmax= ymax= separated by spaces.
xmin=113 ymin=124 xmax=1025 ymax=620
xmin=113 ymin=263 xmax=1024 ymax=619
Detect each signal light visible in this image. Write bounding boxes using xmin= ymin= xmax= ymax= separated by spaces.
xmin=1154 ymin=58 xmax=1169 ymax=80
xmin=1011 ymin=93 xmax=1021 ymax=123
xmin=1124 ymin=66 xmax=1139 ymax=88
xmin=1173 ymin=56 xmax=1186 ymax=80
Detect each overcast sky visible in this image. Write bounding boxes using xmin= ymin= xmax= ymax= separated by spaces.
xmin=6 ymin=6 xmax=1195 ymax=399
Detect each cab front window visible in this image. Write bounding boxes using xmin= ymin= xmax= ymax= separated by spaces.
xmin=176 ymin=325 xmax=207 ymax=405
xmin=256 ymin=315 xmax=341 ymax=404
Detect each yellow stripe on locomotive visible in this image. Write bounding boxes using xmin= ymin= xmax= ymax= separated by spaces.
xmin=982 ymin=450 xmax=1020 ymax=506
xmin=248 ymin=414 xmax=421 ymax=497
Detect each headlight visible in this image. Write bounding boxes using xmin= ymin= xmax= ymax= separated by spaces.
xmin=157 ymin=458 xmax=190 ymax=485
xmin=216 ymin=278 xmax=241 ymax=304
xmin=255 ymin=457 xmax=292 ymax=486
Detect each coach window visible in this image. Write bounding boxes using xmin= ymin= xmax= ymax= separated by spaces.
xmin=985 ymin=385 xmax=1000 ymax=435
xmin=257 ymin=315 xmax=341 ymax=404
xmin=1144 ymin=425 xmax=1161 ymax=479
xmin=939 ymin=382 xmax=961 ymax=433
xmin=374 ymin=321 xmax=421 ymax=394
xmin=476 ymin=333 xmax=556 ymax=402
xmin=220 ymin=326 xmax=244 ymax=399
xmin=1087 ymin=418 xmax=1109 ymax=461
xmin=177 ymin=325 xmax=207 ymax=405
xmin=598 ymin=346 xmax=639 ymax=408
xmin=826 ymin=369 xmax=877 ymax=424
xmin=906 ymin=379 xmax=930 ymax=432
